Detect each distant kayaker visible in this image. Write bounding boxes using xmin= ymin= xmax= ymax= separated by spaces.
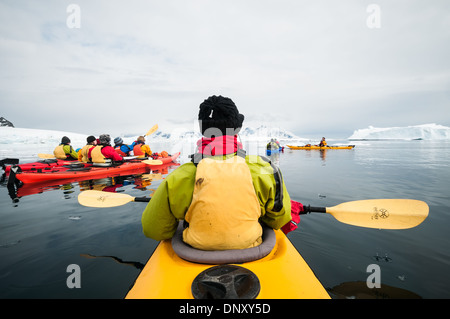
xmin=53 ymin=136 xmax=78 ymax=160
xmin=78 ymin=135 xmax=97 ymax=163
xmin=132 ymin=136 xmax=152 ymax=158
xmin=89 ymin=134 xmax=124 ymax=164
xmin=319 ymin=137 xmax=327 ymax=147
xmin=267 ymin=138 xmax=281 ymax=151
xmin=141 ymin=95 xmax=296 ymax=251
xmin=113 ymin=137 xmax=133 ymax=157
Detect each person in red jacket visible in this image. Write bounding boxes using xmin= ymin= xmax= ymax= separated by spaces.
xmin=89 ymin=134 xmax=123 ymax=164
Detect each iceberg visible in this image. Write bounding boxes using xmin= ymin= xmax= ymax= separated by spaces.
xmin=348 ymin=124 xmax=450 ymax=140
xmin=239 ymin=125 xmax=301 ymax=141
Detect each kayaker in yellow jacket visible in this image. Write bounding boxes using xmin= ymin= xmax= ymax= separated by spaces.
xmin=133 ymin=136 xmax=152 ymax=158
xmin=90 ymin=134 xmax=124 ymax=163
xmin=78 ymin=135 xmax=97 ymax=162
xmin=53 ymin=136 xmax=78 ymax=160
xmin=141 ymin=95 xmax=293 ymax=251
xmin=318 ymin=137 xmax=327 ymax=147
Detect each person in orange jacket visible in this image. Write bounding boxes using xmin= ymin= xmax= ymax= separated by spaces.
xmin=133 ymin=136 xmax=152 ymax=158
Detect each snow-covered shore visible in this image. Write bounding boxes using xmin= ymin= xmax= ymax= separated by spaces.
xmin=0 ymin=125 xmax=303 ymax=161
xmin=2 ymin=123 xmax=449 ymax=162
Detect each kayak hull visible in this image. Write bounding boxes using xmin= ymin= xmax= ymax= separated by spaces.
xmin=287 ymin=145 xmax=355 ymax=150
xmin=15 ymin=152 xmax=180 ymax=184
xmin=15 ymin=162 xmax=148 ymax=184
xmin=126 ymin=230 xmax=330 ymax=299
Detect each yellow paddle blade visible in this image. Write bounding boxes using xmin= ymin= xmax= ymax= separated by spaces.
xmin=38 ymin=153 xmax=56 ymax=159
xmin=144 ymin=124 xmax=158 ymax=136
xmin=142 ymin=159 xmax=163 ymax=165
xmin=78 ymin=190 xmax=134 ymax=208
xmin=141 ymin=173 xmax=163 ymax=181
xmin=326 ymin=199 xmax=429 ymax=230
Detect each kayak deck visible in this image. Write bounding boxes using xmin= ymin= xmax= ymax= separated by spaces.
xmin=4 ymin=159 xmax=85 ymax=174
xmin=287 ymin=145 xmax=355 ymax=150
xmin=15 ymin=152 xmax=180 ymax=184
xmin=126 ymin=230 xmax=330 ymax=299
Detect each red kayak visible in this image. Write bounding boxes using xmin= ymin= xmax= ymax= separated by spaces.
xmin=15 ymin=162 xmax=180 ymax=198
xmin=14 ymin=152 xmax=180 ymax=184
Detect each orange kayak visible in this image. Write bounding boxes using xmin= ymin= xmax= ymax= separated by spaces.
xmin=126 ymin=227 xmax=330 ymax=299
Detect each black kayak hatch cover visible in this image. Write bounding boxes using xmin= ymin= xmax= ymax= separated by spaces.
xmin=191 ymin=265 xmax=260 ymax=299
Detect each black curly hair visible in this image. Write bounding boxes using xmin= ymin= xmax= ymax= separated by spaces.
xmin=198 ymin=95 xmax=244 ymax=137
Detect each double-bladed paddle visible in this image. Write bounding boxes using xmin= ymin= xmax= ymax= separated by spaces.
xmin=38 ymin=153 xmax=57 ymax=159
xmin=78 ymin=190 xmax=150 ymax=208
xmin=36 ymin=155 xmax=163 ymax=166
xmin=77 ymin=191 xmax=429 ymax=230
xmin=144 ymin=124 xmax=158 ymax=137
xmin=0 ymin=158 xmax=19 ymax=166
xmin=302 ymin=199 xmax=429 ymax=230
xmin=142 ymin=159 xmax=163 ymax=165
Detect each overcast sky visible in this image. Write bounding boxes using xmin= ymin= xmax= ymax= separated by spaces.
xmin=1 ymin=0 xmax=449 ymax=138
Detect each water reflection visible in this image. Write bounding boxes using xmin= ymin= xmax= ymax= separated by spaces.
xmin=327 ymin=281 xmax=422 ymax=299
xmin=265 ymin=152 xmax=280 ymax=166
xmin=2 ymin=167 xmax=176 ymax=206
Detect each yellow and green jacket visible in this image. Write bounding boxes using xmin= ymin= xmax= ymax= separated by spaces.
xmin=53 ymin=144 xmax=78 ymax=160
xmin=141 ymin=153 xmax=292 ymax=248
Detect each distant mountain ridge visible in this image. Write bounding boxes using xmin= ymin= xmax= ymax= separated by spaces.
xmin=240 ymin=125 xmax=299 ymax=140
xmin=146 ymin=125 xmax=302 ymax=141
xmin=0 ymin=117 xmax=14 ymax=127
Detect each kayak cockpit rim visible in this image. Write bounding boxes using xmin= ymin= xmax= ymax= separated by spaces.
xmin=171 ymin=222 xmax=277 ymax=265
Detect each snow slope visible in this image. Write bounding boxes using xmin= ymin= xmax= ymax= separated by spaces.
xmin=0 ymin=125 xmax=302 ymax=161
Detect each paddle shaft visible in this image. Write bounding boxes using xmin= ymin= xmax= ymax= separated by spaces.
xmin=302 ymin=205 xmax=326 ymax=214
xmin=134 ymin=196 xmax=150 ymax=202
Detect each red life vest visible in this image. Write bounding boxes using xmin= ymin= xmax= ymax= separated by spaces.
xmin=133 ymin=143 xmax=144 ymax=156
xmin=115 ymin=146 xmax=128 ymax=157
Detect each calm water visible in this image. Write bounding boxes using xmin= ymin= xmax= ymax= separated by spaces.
xmin=1 ymin=140 xmax=449 ymax=298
